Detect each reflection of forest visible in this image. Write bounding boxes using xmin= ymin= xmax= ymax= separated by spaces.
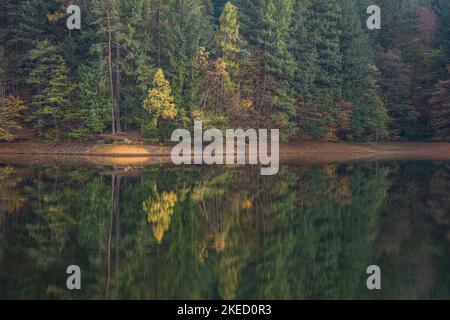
xmin=0 ymin=162 xmax=449 ymax=299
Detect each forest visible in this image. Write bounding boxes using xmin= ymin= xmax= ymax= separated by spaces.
xmin=0 ymin=0 xmax=449 ymax=143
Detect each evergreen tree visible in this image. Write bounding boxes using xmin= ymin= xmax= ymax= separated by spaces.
xmin=261 ymin=0 xmax=298 ymax=140
xmin=291 ymin=0 xmax=317 ymax=100
xmin=217 ymin=1 xmax=243 ymax=85
xmin=435 ymin=0 xmax=450 ymax=52
xmin=28 ymin=40 xmax=75 ymax=138
xmin=0 ymin=0 xmax=55 ymax=97
xmin=308 ymin=0 xmax=343 ymax=99
xmin=351 ymin=66 xmax=389 ymax=141
xmin=92 ymin=0 xmax=122 ymax=134
xmin=76 ymin=63 xmax=111 ymax=136
xmin=206 ymin=1 xmax=250 ymax=113
xmin=46 ymin=56 xmax=76 ymax=137
xmin=163 ymin=0 xmax=214 ymax=110
xmin=292 ymin=0 xmax=343 ymax=139
xmin=237 ymin=0 xmax=298 ymax=140
xmin=340 ymin=0 xmax=371 ymax=101
xmin=233 ymin=0 xmax=260 ymax=44
xmin=339 ymin=0 xmax=388 ymax=140
xmin=377 ymin=50 xmax=419 ymax=138
xmin=429 ymin=72 xmax=450 ymax=140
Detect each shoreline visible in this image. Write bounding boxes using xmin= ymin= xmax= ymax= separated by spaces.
xmin=0 ymin=141 xmax=450 ymax=166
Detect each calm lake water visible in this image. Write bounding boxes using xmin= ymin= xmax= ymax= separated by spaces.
xmin=0 ymin=160 xmax=449 ymax=300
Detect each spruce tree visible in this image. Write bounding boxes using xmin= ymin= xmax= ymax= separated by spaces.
xmin=429 ymin=74 xmax=450 ymax=140
xmin=28 ymin=40 xmax=74 ymax=137
xmin=76 ymin=63 xmax=111 ymax=136
xmin=377 ymin=50 xmax=418 ymax=138
xmin=340 ymin=0 xmax=388 ymax=140
xmin=163 ymin=0 xmax=214 ymax=110
xmin=291 ymin=0 xmax=317 ymax=100
xmin=308 ymin=0 xmax=343 ymax=99
xmin=245 ymin=0 xmax=298 ymax=140
xmin=92 ymin=0 xmax=122 ymax=134
xmin=217 ymin=1 xmax=243 ymax=84
xmin=351 ymin=67 xmax=389 ymax=141
xmin=1 ymin=0 xmax=54 ymax=96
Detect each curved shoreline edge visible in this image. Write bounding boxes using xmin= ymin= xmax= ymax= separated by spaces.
xmin=0 ymin=142 xmax=449 ymax=166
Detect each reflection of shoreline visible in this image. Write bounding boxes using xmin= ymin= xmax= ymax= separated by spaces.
xmin=1 ymin=161 xmax=449 ymax=299
xmin=0 ymin=142 xmax=450 ymax=166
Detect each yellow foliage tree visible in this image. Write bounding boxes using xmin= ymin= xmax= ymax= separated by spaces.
xmin=0 ymin=95 xmax=27 ymax=141
xmin=143 ymin=68 xmax=178 ymax=126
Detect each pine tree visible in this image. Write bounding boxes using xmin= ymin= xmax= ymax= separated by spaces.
xmin=76 ymin=63 xmax=111 ymax=136
xmin=292 ymin=0 xmax=343 ymax=140
xmin=339 ymin=0 xmax=388 ymax=140
xmin=429 ymin=73 xmax=450 ymax=140
xmin=351 ymin=66 xmax=389 ymax=141
xmin=433 ymin=0 xmax=450 ymax=80
xmin=28 ymin=40 xmax=75 ymax=138
xmin=113 ymin=0 xmax=158 ymax=132
xmin=46 ymin=56 xmax=76 ymax=137
xmin=1 ymin=0 xmax=54 ymax=97
xmin=291 ymin=0 xmax=317 ymax=100
xmin=92 ymin=0 xmax=122 ymax=134
xmin=238 ymin=0 xmax=298 ymax=140
xmin=435 ymin=0 xmax=450 ymax=51
xmin=290 ymin=0 xmax=326 ymax=138
xmin=163 ymin=0 xmax=214 ymax=110
xmin=217 ymin=1 xmax=243 ymax=84
xmin=263 ymin=0 xmax=299 ymax=140
xmin=340 ymin=0 xmax=371 ymax=101
xmin=377 ymin=50 xmax=419 ymax=138
xmin=206 ymin=1 xmax=249 ymax=112
xmin=308 ymin=0 xmax=343 ymax=99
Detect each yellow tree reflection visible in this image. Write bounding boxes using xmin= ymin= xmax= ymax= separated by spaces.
xmin=143 ymin=184 xmax=177 ymax=244
xmin=0 ymin=167 xmax=27 ymax=216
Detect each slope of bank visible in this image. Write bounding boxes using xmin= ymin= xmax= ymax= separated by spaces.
xmin=0 ymin=141 xmax=449 ymax=166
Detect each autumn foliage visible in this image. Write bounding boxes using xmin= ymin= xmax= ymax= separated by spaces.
xmin=0 ymin=95 xmax=27 ymax=141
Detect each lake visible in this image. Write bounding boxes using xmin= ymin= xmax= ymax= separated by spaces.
xmin=0 ymin=160 xmax=449 ymax=299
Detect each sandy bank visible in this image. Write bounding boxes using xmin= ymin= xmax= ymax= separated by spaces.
xmin=0 ymin=141 xmax=449 ymax=166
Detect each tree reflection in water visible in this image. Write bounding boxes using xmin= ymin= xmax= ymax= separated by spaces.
xmin=0 ymin=161 xmax=449 ymax=299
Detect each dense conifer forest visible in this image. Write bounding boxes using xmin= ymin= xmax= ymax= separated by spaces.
xmin=0 ymin=0 xmax=449 ymax=143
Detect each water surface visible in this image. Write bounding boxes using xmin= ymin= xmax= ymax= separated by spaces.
xmin=0 ymin=161 xmax=449 ymax=299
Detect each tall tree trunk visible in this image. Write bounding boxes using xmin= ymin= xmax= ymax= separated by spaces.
xmin=115 ymin=44 xmax=121 ymax=133
xmin=0 ymin=72 xmax=5 ymax=105
xmin=53 ymin=113 xmax=59 ymax=140
xmin=157 ymin=3 xmax=161 ymax=67
xmin=106 ymin=10 xmax=116 ymax=135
